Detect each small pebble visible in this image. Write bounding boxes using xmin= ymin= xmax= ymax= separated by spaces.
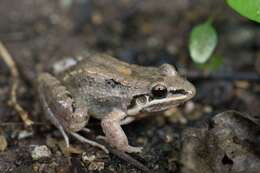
xmin=53 ymin=57 xmax=77 ymax=74
xmin=18 ymin=130 xmax=34 ymax=140
xmin=164 ymin=108 xmax=187 ymax=124
xmin=88 ymin=161 xmax=105 ymax=171
xmin=82 ymin=152 xmax=96 ymax=162
xmin=184 ymin=101 xmax=195 ymax=114
xmin=165 ymin=134 xmax=173 ymax=143
xmin=203 ymin=105 xmax=213 ymax=114
xmin=31 ymin=145 xmax=52 ymax=160
xmin=235 ymin=80 xmax=250 ymax=89
xmin=91 ymin=12 xmax=103 ymax=25
xmin=82 ymin=152 xmax=105 ymax=171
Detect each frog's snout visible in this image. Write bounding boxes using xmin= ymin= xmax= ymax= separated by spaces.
xmin=186 ymin=82 xmax=196 ymax=100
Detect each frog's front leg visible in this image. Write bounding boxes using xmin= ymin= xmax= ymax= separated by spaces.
xmin=101 ymin=109 xmax=143 ymax=153
xmin=38 ymin=73 xmax=108 ymax=153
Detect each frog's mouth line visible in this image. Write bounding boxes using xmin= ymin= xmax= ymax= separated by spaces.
xmin=127 ymin=90 xmax=193 ymax=115
xmin=147 ymin=90 xmax=191 ymax=106
xmin=141 ymin=92 xmax=191 ymax=112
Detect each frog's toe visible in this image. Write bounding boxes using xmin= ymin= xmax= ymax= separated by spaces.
xmin=96 ymin=135 xmax=106 ymax=141
xmin=126 ymin=146 xmax=143 ymax=153
xmin=81 ymin=127 xmax=91 ymax=133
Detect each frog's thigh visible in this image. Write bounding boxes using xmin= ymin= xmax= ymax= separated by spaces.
xmin=38 ymin=73 xmax=89 ymax=132
xmin=101 ymin=109 xmax=142 ymax=153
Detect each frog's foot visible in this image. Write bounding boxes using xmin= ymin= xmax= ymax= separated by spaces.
xmin=70 ymin=132 xmax=109 ymax=153
xmin=101 ymin=109 xmax=143 ymax=153
xmin=96 ymin=135 xmax=106 ymax=141
xmin=97 ymin=135 xmax=142 ymax=153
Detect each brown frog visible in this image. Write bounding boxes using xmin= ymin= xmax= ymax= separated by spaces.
xmin=37 ymin=53 xmax=196 ymax=153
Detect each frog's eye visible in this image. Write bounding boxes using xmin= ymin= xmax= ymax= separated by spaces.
xmin=159 ymin=64 xmax=177 ymax=76
xmin=151 ymin=84 xmax=168 ymax=98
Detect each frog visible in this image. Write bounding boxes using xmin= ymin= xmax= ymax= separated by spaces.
xmin=37 ymin=52 xmax=196 ymax=153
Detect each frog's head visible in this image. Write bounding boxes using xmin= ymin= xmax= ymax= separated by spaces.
xmin=127 ymin=64 xmax=196 ymax=115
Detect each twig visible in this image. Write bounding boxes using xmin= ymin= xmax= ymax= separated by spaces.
xmin=0 ymin=41 xmax=33 ymax=127
xmin=0 ymin=122 xmax=45 ymax=126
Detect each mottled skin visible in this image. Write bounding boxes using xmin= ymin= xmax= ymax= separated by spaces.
xmin=37 ymin=53 xmax=196 ymax=153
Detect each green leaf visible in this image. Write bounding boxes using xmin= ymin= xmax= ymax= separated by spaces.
xmin=189 ymin=21 xmax=218 ymax=64
xmin=195 ymin=54 xmax=223 ymax=72
xmin=226 ymin=0 xmax=260 ymax=23
xmin=207 ymin=55 xmax=223 ymax=71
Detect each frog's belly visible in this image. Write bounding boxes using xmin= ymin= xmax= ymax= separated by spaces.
xmin=87 ymin=97 xmax=128 ymax=119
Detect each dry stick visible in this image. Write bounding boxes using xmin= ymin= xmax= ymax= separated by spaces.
xmin=0 ymin=122 xmax=45 ymax=126
xmin=0 ymin=41 xmax=33 ymax=126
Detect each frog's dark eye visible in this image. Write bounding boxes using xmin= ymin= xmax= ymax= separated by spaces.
xmin=151 ymin=84 xmax=168 ymax=98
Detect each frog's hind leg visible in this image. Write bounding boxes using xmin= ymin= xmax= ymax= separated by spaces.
xmin=44 ymin=101 xmax=70 ymax=147
xmin=38 ymin=75 xmax=70 ymax=147
xmin=43 ymin=98 xmax=108 ymax=153
xmin=38 ymin=73 xmax=107 ymax=153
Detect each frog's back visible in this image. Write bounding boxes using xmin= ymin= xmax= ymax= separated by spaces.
xmin=82 ymin=53 xmax=161 ymax=84
xmin=60 ymin=53 xmax=161 ymax=89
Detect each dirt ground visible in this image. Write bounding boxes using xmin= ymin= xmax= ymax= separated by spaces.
xmin=0 ymin=0 xmax=260 ymax=173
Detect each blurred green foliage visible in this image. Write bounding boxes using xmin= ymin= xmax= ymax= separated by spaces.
xmin=196 ymin=55 xmax=224 ymax=72
xmin=227 ymin=0 xmax=260 ymax=23
xmin=189 ymin=20 xmax=218 ymax=64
